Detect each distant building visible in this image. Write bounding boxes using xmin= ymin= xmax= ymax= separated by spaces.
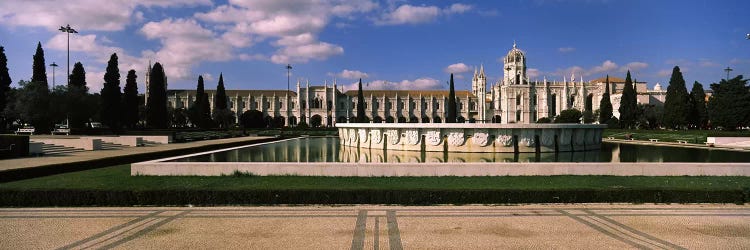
xmin=163 ymin=43 xmax=668 ymax=127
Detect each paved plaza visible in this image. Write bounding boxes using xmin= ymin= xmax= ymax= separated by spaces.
xmin=1 ymin=204 xmax=748 ymax=249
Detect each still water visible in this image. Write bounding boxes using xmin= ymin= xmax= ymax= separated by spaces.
xmin=170 ymin=137 xmax=750 ymax=163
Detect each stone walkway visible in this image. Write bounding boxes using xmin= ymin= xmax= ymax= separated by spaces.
xmin=0 ymin=136 xmax=274 ymax=172
xmin=0 ymin=204 xmax=747 ymax=249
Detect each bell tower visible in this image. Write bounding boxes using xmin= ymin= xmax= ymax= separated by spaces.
xmin=503 ymin=41 xmax=527 ymax=85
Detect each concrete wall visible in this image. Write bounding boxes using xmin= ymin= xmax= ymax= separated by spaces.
xmin=337 ymin=123 xmax=606 ymax=153
xmin=32 ymin=138 xmax=102 ymax=150
xmin=131 ymin=162 xmax=750 ymax=177
xmin=707 ymin=137 xmax=750 ymax=145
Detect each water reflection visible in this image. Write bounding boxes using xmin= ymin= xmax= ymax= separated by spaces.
xmin=170 ymin=137 xmax=750 ymax=163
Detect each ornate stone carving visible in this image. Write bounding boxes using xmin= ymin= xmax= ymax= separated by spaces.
xmin=541 ymin=129 xmax=555 ymax=147
xmin=385 ymin=129 xmax=400 ymax=145
xmin=447 ymin=129 xmax=465 ymax=146
xmin=371 ymin=129 xmax=382 ymax=144
xmin=348 ymin=129 xmax=357 ymax=143
xmin=425 ymin=129 xmax=442 ymax=146
xmin=519 ymin=130 xmax=535 ymax=147
xmin=472 ymin=129 xmax=489 ymax=146
xmin=358 ymin=129 xmax=368 ymax=143
xmin=495 ymin=129 xmax=513 ymax=147
xmin=405 ymin=129 xmax=419 ymax=145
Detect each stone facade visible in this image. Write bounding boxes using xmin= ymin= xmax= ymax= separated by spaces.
xmin=163 ymin=43 xmax=666 ymax=127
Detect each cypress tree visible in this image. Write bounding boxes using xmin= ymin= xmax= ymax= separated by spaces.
xmin=146 ymin=62 xmax=168 ymax=128
xmin=67 ymin=62 xmax=89 ymax=128
xmin=598 ymin=75 xmax=613 ymax=124
xmin=0 ymin=46 xmax=11 ymax=130
xmin=689 ymin=81 xmax=708 ymax=129
xmin=707 ymin=76 xmax=750 ymax=130
xmin=447 ymin=73 xmax=457 ymax=123
xmin=122 ymin=70 xmax=139 ymax=129
xmin=190 ymin=75 xmax=212 ymax=128
xmin=663 ymin=66 xmax=690 ymax=129
xmin=618 ymin=70 xmax=637 ymax=128
xmin=20 ymin=42 xmax=51 ymax=131
xmin=214 ymin=73 xmax=227 ymax=110
xmin=32 ymin=42 xmax=47 ymax=85
xmin=356 ymin=78 xmax=365 ymax=122
xmin=100 ymin=53 xmax=121 ymax=130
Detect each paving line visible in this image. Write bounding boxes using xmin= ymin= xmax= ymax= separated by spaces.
xmin=584 ymin=214 xmax=668 ymax=249
xmin=56 ymin=211 xmax=162 ymax=250
xmin=557 ymin=209 xmax=651 ymax=250
xmin=351 ymin=210 xmax=368 ymax=250
xmin=373 ymin=217 xmax=380 ymax=250
xmin=386 ymin=211 xmax=403 ymax=250
xmin=584 ymin=209 xmax=686 ymax=250
xmin=96 ymin=210 xmax=191 ymax=249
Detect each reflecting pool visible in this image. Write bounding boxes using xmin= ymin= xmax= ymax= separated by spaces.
xmin=169 ymin=137 xmax=750 ymax=163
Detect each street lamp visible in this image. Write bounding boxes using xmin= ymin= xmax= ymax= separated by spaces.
xmin=49 ymin=62 xmax=58 ymax=89
xmin=286 ymin=64 xmax=292 ymax=92
xmin=724 ymin=67 xmax=733 ymax=80
xmin=58 ymin=24 xmax=77 ymax=86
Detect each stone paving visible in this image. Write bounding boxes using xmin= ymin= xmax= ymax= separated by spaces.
xmin=0 ymin=204 xmax=748 ymax=249
xmin=0 ymin=136 xmax=273 ymax=172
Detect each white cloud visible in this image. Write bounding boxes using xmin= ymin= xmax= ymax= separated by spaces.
xmin=270 ymin=42 xmax=344 ymax=64
xmin=698 ymin=59 xmax=719 ymax=68
xmin=527 ymin=68 xmax=541 ymax=79
xmin=140 ymin=18 xmax=236 ymax=80
xmin=589 ymin=60 xmax=618 ymax=75
xmin=376 ymin=4 xmax=440 ymax=25
xmin=444 ymin=63 xmax=471 ymax=74
xmin=624 ymin=62 xmax=648 ymax=71
xmin=345 ymin=77 xmax=443 ymax=91
xmin=336 ymin=69 xmax=370 ymax=80
xmin=0 ymin=0 xmax=210 ymax=31
xmin=657 ymin=69 xmax=672 ymax=77
xmin=444 ymin=3 xmax=473 ymax=14
xmin=558 ymin=47 xmax=575 ymax=53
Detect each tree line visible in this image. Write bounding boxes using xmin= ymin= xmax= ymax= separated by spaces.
xmin=0 ymin=42 xmax=247 ymax=133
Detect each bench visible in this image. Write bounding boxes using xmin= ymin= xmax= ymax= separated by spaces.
xmin=704 ymin=142 xmax=715 ymax=147
xmin=15 ymin=128 xmax=35 ymax=135
xmin=649 ymin=139 xmax=659 ymax=142
xmin=676 ymin=140 xmax=688 ymax=144
xmin=607 ymin=137 xmax=615 ymax=140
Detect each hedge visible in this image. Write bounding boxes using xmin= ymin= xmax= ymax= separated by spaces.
xmin=0 ymin=188 xmax=746 ymax=206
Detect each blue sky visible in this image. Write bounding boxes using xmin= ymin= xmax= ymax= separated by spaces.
xmin=0 ymin=0 xmax=748 ymax=93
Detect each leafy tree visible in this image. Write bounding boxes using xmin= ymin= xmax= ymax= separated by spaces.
xmin=122 ymin=69 xmax=139 ymax=129
xmin=100 ymin=53 xmax=121 ymax=130
xmin=0 ymin=46 xmax=11 ymax=132
xmin=146 ymin=62 xmax=168 ymax=128
xmin=598 ymin=75 xmax=613 ymax=124
xmin=536 ymin=117 xmax=551 ymax=123
xmin=555 ymin=108 xmax=582 ymax=123
xmin=663 ymin=66 xmax=690 ymax=129
xmin=618 ymin=70 xmax=638 ymax=128
xmin=188 ymin=75 xmax=212 ymax=128
xmin=169 ymin=107 xmax=188 ymax=128
xmin=707 ymin=75 xmax=750 ymax=130
xmin=446 ymin=73 xmax=457 ymax=123
xmin=240 ymin=110 xmax=264 ymax=129
xmin=688 ymin=81 xmax=708 ymax=129
xmin=356 ymin=78 xmax=365 ymax=122
xmin=582 ymin=109 xmax=595 ymax=124
xmin=310 ymin=115 xmax=322 ymax=127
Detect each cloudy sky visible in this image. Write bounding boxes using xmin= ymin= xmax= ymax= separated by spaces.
xmin=0 ymin=0 xmax=747 ymax=93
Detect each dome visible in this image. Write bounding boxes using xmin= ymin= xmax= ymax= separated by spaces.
xmin=504 ymin=42 xmax=525 ymax=63
xmin=653 ymin=83 xmax=662 ymax=91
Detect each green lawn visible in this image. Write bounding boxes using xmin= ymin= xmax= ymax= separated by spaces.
xmin=1 ymin=164 xmax=748 ymax=191
xmin=603 ymin=129 xmax=750 ymax=144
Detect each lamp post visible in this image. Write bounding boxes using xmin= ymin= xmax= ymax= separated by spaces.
xmin=724 ymin=67 xmax=733 ymax=80
xmin=286 ymin=64 xmax=292 ymax=92
xmin=58 ymin=24 xmax=77 ymax=86
xmin=49 ymin=62 xmax=58 ymax=89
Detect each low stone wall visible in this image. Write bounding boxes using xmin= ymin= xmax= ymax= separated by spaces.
xmin=32 ymin=138 xmax=102 ymax=150
xmin=336 ymin=123 xmax=606 ymax=153
xmin=134 ymin=135 xmax=171 ymax=144
xmin=131 ymin=161 xmax=750 ymax=176
xmin=82 ymin=136 xmax=144 ymax=147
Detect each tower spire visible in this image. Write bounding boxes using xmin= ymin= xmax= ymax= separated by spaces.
xmin=513 ymin=40 xmax=516 ymax=49
xmin=479 ymin=63 xmax=485 ymax=78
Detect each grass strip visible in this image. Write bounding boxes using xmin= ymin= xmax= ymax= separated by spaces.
xmin=0 ymin=165 xmax=747 ymax=206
